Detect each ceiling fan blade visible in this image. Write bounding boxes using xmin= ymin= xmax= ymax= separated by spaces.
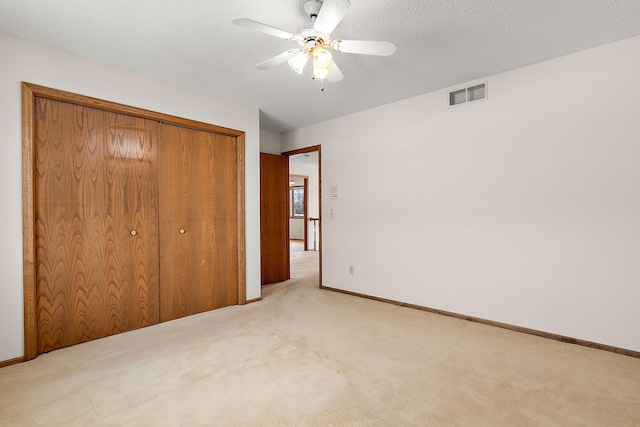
xmin=313 ymin=0 xmax=351 ymax=36
xmin=257 ymin=49 xmax=300 ymax=70
xmin=327 ymin=61 xmax=344 ymax=83
xmin=232 ymin=18 xmax=295 ymax=40
xmin=331 ymin=40 xmax=397 ymax=56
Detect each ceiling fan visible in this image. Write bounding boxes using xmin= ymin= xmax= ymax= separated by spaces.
xmin=232 ymin=0 xmax=397 ymax=84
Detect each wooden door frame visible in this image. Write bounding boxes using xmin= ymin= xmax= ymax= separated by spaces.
xmin=282 ymin=146 xmax=322 ymax=286
xmin=288 ymin=174 xmax=309 ymax=250
xmin=303 ymin=176 xmax=309 ymax=250
xmin=22 ymin=82 xmax=247 ymax=360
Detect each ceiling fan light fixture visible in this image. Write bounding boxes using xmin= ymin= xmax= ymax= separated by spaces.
xmin=312 ymin=46 xmax=333 ymax=69
xmin=312 ymin=66 xmax=330 ymax=80
xmin=311 ymin=46 xmax=332 ymax=80
xmin=288 ymin=51 xmax=309 ymax=74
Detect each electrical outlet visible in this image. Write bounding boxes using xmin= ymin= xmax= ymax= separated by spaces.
xmin=349 ymin=265 xmax=354 ymax=275
xmin=330 ymin=208 xmax=335 ymax=219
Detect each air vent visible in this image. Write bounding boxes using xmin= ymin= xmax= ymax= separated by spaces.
xmin=449 ymin=83 xmax=487 ymax=106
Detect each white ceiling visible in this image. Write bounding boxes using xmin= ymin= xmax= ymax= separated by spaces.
xmin=1 ymin=0 xmax=639 ymax=133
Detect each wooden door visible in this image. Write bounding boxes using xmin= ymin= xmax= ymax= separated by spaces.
xmin=260 ymin=153 xmax=289 ymax=285
xmin=158 ymin=123 xmax=239 ymax=322
xmin=34 ymin=98 xmax=160 ymax=353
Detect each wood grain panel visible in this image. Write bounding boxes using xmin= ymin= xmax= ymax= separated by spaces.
xmin=158 ymin=123 xmax=238 ymax=322
xmin=260 ymin=153 xmax=289 ymax=285
xmin=34 ymin=98 xmax=160 ymax=353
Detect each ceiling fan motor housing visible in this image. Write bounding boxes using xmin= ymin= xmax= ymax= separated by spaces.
xmin=296 ymin=24 xmax=325 ymax=49
xmin=298 ymin=0 xmax=328 ymax=49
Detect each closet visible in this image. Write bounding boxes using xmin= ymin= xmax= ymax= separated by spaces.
xmin=23 ymin=83 xmax=246 ymax=359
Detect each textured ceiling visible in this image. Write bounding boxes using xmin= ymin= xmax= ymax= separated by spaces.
xmin=1 ymin=0 xmax=640 ymax=133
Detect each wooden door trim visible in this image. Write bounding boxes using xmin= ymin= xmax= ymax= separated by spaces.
xmin=21 ymin=84 xmax=36 ymax=360
xmin=21 ymin=83 xmax=244 ymax=137
xmin=286 ymin=157 xmax=291 ymax=280
xmin=22 ymin=82 xmax=247 ymax=360
xmin=237 ymin=133 xmax=247 ymax=305
xmin=302 ymin=177 xmax=309 ymax=250
xmin=282 ymin=145 xmax=321 ymax=286
xmin=288 ymin=174 xmax=309 ymax=250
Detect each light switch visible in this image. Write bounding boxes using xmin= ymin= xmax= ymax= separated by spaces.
xmin=329 ymin=184 xmax=340 ymax=200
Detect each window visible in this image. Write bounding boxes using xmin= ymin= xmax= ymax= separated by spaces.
xmin=290 ymin=187 xmax=305 ymax=218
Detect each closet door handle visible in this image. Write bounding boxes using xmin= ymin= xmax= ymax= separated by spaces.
xmin=179 ymin=229 xmax=186 ymax=234
xmin=130 ymin=230 xmax=137 ymax=236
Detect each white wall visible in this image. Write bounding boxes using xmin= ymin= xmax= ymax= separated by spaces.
xmin=282 ymin=36 xmax=640 ymax=352
xmin=0 ymin=33 xmax=262 ymax=361
xmin=289 ymin=218 xmax=305 ymax=240
xmin=259 ymin=129 xmax=282 ymax=154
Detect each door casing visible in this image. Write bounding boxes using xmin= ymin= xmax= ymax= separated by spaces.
xmin=282 ymin=146 xmax=322 ymax=286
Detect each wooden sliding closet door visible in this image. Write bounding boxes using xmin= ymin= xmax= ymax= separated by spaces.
xmin=158 ymin=123 xmax=239 ymax=322
xmin=34 ymin=98 xmax=160 ymax=353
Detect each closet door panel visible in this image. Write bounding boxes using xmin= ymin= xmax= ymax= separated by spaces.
xmin=34 ymin=98 xmax=160 ymax=353
xmin=158 ymin=123 xmax=238 ymax=322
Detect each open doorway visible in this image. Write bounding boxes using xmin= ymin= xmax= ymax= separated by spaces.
xmin=288 ymin=174 xmax=309 ymax=249
xmin=284 ymin=146 xmax=321 ymax=285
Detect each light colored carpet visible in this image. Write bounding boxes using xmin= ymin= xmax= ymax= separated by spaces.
xmin=1 ymin=245 xmax=639 ymax=426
